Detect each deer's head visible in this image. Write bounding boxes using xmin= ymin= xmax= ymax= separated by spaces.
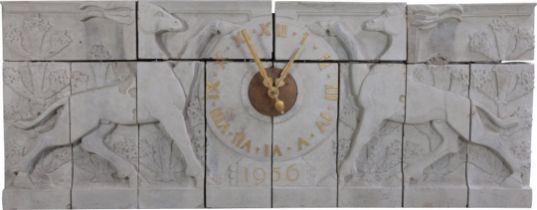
xmin=363 ymin=7 xmax=405 ymax=36
xmin=140 ymin=3 xmax=187 ymax=33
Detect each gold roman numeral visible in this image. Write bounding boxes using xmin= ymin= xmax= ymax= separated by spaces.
xmin=259 ymin=22 xmax=271 ymax=36
xmin=315 ymin=112 xmax=332 ymax=134
xmin=207 ymin=81 xmax=221 ymax=100
xmin=276 ymin=24 xmax=287 ymax=38
xmin=325 ymin=84 xmax=338 ymax=101
xmin=298 ymin=137 xmax=310 ymax=151
xmin=319 ymin=54 xmax=332 ymax=69
xmin=210 ymin=107 xmax=230 ymax=135
xmin=232 ymin=132 xmax=251 ymax=153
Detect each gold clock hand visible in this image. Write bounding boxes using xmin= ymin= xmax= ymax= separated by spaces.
xmin=272 ymin=32 xmax=308 ymax=114
xmin=275 ymin=32 xmax=308 ymax=88
xmin=275 ymin=47 xmax=301 ymax=88
xmin=240 ymin=30 xmax=273 ymax=89
xmin=271 ymin=48 xmax=299 ymax=114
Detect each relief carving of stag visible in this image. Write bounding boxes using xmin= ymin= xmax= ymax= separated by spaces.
xmin=321 ymin=6 xmax=523 ymax=187
xmin=9 ymin=4 xmax=238 ymax=188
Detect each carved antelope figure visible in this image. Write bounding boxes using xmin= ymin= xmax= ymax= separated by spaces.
xmin=321 ymin=7 xmax=523 ymax=186
xmin=10 ymin=5 xmax=238 ymax=187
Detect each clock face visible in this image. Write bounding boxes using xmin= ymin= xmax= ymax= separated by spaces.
xmin=207 ymin=19 xmax=339 ymax=161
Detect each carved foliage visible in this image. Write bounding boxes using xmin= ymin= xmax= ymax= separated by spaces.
xmin=4 ymin=62 xmax=71 ymax=188
xmin=469 ymin=18 xmax=534 ymax=60
xmin=139 ymin=124 xmax=190 ymax=186
xmin=6 ymin=15 xmax=72 ymax=59
xmin=469 ymin=64 xmax=533 ymax=185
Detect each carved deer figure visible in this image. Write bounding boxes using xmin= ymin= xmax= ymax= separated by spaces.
xmin=10 ymin=9 xmax=238 ymax=187
xmin=139 ymin=3 xmax=188 ymax=58
xmin=362 ymin=6 xmax=405 ymax=60
xmin=321 ymin=7 xmax=523 ymax=186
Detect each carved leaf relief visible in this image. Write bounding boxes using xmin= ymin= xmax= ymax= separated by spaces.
xmin=4 ymin=63 xmax=71 ymax=188
xmin=469 ymin=18 xmax=535 ymax=60
xmin=470 ymin=65 xmax=533 ymax=185
xmin=6 ymin=15 xmax=72 ymax=59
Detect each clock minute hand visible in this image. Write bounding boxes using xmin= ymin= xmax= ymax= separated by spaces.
xmin=275 ymin=47 xmax=301 ymax=88
xmin=275 ymin=32 xmax=308 ymax=88
xmin=271 ymin=47 xmax=300 ymax=114
xmin=240 ymin=30 xmax=273 ymax=89
xmin=273 ymin=32 xmax=309 ymax=114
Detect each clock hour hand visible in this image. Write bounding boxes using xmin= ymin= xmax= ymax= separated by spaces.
xmin=240 ymin=29 xmax=273 ymax=89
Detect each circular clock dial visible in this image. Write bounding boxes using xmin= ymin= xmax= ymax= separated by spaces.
xmin=207 ymin=18 xmax=339 ymax=161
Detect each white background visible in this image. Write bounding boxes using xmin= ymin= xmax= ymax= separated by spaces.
xmin=0 ymin=0 xmax=535 ymax=209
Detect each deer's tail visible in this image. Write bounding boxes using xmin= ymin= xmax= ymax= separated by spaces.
xmin=474 ymin=104 xmax=518 ymax=129
xmin=11 ymin=97 xmax=69 ymax=129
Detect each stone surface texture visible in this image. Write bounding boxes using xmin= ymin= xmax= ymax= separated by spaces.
xmin=205 ymin=61 xmax=272 ymax=207
xmin=3 ymin=62 xmax=72 ymax=209
xmin=138 ymin=0 xmax=272 ymax=59
xmin=1 ymin=1 xmax=535 ymax=209
xmin=468 ymin=63 xmax=533 ymax=207
xmin=276 ymin=2 xmax=407 ymax=61
xmin=338 ymin=63 xmax=404 ymax=207
xmin=408 ymin=4 xmax=535 ymax=63
xmin=70 ymin=62 xmax=138 ymax=209
xmin=3 ymin=1 xmax=136 ymax=61
xmin=404 ymin=64 xmax=469 ymax=207
xmin=272 ymin=63 xmax=338 ymax=207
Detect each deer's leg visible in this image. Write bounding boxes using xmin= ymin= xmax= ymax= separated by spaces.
xmin=405 ymin=121 xmax=459 ymax=181
xmin=158 ymin=111 xmax=203 ymax=187
xmin=339 ymin=111 xmax=384 ymax=184
xmin=80 ymin=123 xmax=137 ymax=186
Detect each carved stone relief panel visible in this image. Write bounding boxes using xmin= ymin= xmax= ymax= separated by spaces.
xmin=70 ymin=62 xmax=138 ymax=208
xmin=403 ymin=64 xmax=469 ymax=207
xmin=276 ymin=2 xmax=406 ymax=61
xmin=338 ymin=63 xmax=404 ymax=207
xmin=272 ymin=63 xmax=338 ymax=207
xmin=468 ymin=64 xmax=533 ymax=207
xmin=206 ymin=62 xmax=272 ymax=207
xmin=137 ymin=62 xmax=205 ymax=208
xmin=1 ymin=2 xmax=536 ymax=209
xmin=138 ymin=0 xmax=272 ymax=59
xmin=408 ymin=4 xmax=535 ymax=63
xmin=3 ymin=2 xmax=136 ymax=61
xmin=3 ymin=62 xmax=72 ymax=209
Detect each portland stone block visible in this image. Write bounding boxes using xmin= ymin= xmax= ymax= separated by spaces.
xmin=3 ymin=62 xmax=72 ymax=209
xmin=276 ymin=2 xmax=406 ymax=61
xmin=138 ymin=0 xmax=272 ymax=59
xmin=408 ymin=4 xmax=535 ymax=63
xmin=70 ymin=62 xmax=138 ymax=209
xmin=3 ymin=1 xmax=136 ymax=61
xmin=272 ymin=63 xmax=338 ymax=207
xmin=468 ymin=64 xmax=533 ymax=207
xmin=338 ymin=63 xmax=404 ymax=207
xmin=137 ymin=61 xmax=205 ymax=208
xmin=205 ymin=62 xmax=272 ymax=208
xmin=403 ymin=64 xmax=470 ymax=207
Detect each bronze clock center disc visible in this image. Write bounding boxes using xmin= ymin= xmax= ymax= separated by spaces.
xmin=248 ymin=67 xmax=298 ymax=116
